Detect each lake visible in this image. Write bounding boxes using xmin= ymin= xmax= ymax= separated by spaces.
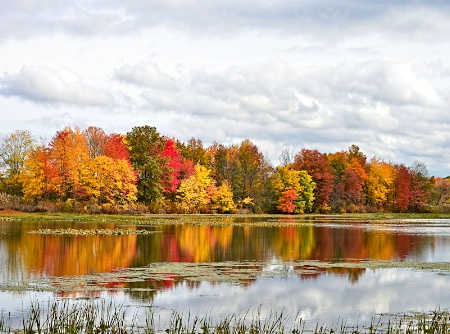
xmin=1 ymin=215 xmax=450 ymax=330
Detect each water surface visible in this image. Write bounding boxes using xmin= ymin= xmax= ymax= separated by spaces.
xmin=1 ymin=216 xmax=450 ymax=328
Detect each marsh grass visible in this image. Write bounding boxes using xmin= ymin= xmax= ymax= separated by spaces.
xmin=4 ymin=212 xmax=450 ymax=226
xmin=2 ymin=301 xmax=450 ymax=334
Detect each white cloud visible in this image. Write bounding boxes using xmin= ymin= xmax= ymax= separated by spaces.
xmin=115 ymin=62 xmax=177 ymax=91
xmin=0 ymin=66 xmax=114 ymax=106
xmin=1 ymin=0 xmax=450 ymax=175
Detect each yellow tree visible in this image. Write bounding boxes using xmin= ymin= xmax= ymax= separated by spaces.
xmin=210 ymin=181 xmax=236 ymax=213
xmin=81 ymin=155 xmax=137 ymax=211
xmin=365 ymin=157 xmax=395 ymax=207
xmin=176 ymin=164 xmax=213 ymax=213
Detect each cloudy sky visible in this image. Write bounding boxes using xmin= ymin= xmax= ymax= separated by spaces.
xmin=1 ymin=1 xmax=450 ymax=175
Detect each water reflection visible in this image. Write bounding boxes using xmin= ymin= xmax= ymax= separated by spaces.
xmin=0 ymin=218 xmax=443 ymax=285
xmin=1 ymin=217 xmax=450 ymax=327
xmin=148 ymin=267 xmax=450 ymax=327
xmin=0 ymin=221 xmax=137 ymax=281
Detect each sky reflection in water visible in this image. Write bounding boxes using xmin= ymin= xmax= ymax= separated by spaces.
xmin=149 ymin=267 xmax=450 ymax=326
xmin=2 ymin=217 xmax=450 ymax=327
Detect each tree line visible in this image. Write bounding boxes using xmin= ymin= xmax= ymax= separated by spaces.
xmin=0 ymin=125 xmax=448 ymax=214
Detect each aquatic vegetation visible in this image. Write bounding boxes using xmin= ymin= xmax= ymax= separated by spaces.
xmin=1 ymin=300 xmax=450 ymax=334
xmin=2 ymin=260 xmax=450 ymax=295
xmin=27 ymin=228 xmax=159 ymax=236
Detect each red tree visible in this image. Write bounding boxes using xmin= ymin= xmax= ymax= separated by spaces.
xmin=161 ymin=138 xmax=183 ymax=194
xmin=104 ymin=134 xmax=130 ymax=161
xmin=392 ymin=164 xmax=411 ymax=212
xmin=292 ymin=149 xmax=334 ymax=212
xmin=277 ymin=188 xmax=298 ymax=213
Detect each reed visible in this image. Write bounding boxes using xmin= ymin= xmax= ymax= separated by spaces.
xmin=1 ymin=300 xmax=450 ymax=334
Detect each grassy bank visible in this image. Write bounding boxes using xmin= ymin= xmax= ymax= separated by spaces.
xmin=2 ymin=211 xmax=450 ymax=225
xmin=1 ymin=300 xmax=450 ymax=334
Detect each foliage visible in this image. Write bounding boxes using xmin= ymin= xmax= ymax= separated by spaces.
xmin=177 ymin=137 xmax=211 ymax=167
xmin=126 ymin=125 xmax=167 ymax=208
xmin=20 ymin=147 xmax=55 ymax=201
xmin=81 ymin=156 xmax=137 ymax=211
xmin=273 ymin=165 xmax=315 ymax=213
xmin=20 ymin=127 xmax=137 ymax=212
xmin=176 ymin=164 xmax=213 ymax=213
xmin=277 ymin=188 xmax=298 ymax=213
xmin=365 ymin=157 xmax=395 ymax=207
xmin=83 ymin=126 xmax=107 ymax=158
xmin=161 ymin=138 xmax=183 ymax=194
xmin=48 ymin=127 xmax=91 ymax=203
xmin=2 ymin=124 xmax=446 ymax=214
xmin=210 ymin=181 xmax=236 ymax=213
xmin=391 ymin=164 xmax=411 ymax=212
xmin=293 ymin=149 xmax=334 ymax=212
xmin=431 ymin=177 xmax=450 ymax=206
xmin=409 ymin=161 xmax=435 ymax=212
xmin=0 ymin=130 xmax=35 ymax=195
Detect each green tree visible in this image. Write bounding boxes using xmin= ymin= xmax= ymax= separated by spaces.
xmin=0 ymin=130 xmax=35 ymax=195
xmin=126 ymin=126 xmax=167 ymax=209
xmin=177 ymin=137 xmax=211 ymax=167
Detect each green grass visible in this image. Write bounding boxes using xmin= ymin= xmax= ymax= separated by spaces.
xmin=2 ymin=212 xmax=450 ymax=226
xmin=2 ymin=300 xmax=450 ymax=334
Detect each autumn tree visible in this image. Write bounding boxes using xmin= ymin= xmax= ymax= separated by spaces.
xmin=348 ymin=144 xmax=367 ymax=167
xmin=176 ymin=164 xmax=214 ymax=213
xmin=409 ymin=161 xmax=434 ymax=212
xmin=104 ymin=133 xmax=130 ymax=161
xmin=292 ymin=149 xmax=334 ymax=212
xmin=177 ymin=138 xmax=211 ymax=167
xmin=208 ymin=141 xmax=229 ymax=186
xmin=20 ymin=147 xmax=56 ymax=201
xmin=0 ymin=130 xmax=35 ymax=195
xmin=343 ymin=157 xmax=368 ymax=206
xmin=161 ymin=138 xmax=183 ymax=194
xmin=273 ymin=165 xmax=315 ymax=213
xmin=365 ymin=157 xmax=395 ymax=208
xmin=237 ymin=140 xmax=264 ymax=199
xmin=126 ymin=126 xmax=168 ymax=209
xmin=84 ymin=126 xmax=108 ymax=158
xmin=277 ymin=188 xmax=298 ymax=213
xmin=431 ymin=177 xmax=450 ymax=206
xmin=47 ymin=127 xmax=90 ymax=204
xmin=81 ymin=155 xmax=137 ymax=211
xmin=391 ymin=164 xmax=411 ymax=212
xmin=328 ymin=146 xmax=368 ymax=212
xmin=209 ymin=181 xmax=236 ymax=214
xmin=328 ymin=151 xmax=348 ymax=211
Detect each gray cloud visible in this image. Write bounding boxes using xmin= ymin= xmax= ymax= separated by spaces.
xmin=0 ymin=66 xmax=114 ymax=106
xmin=1 ymin=0 xmax=450 ymax=176
xmin=1 ymin=1 xmax=450 ymax=42
xmin=122 ymin=58 xmax=449 ymax=174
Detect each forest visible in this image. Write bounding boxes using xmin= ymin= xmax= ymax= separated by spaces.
xmin=0 ymin=125 xmax=448 ymax=214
